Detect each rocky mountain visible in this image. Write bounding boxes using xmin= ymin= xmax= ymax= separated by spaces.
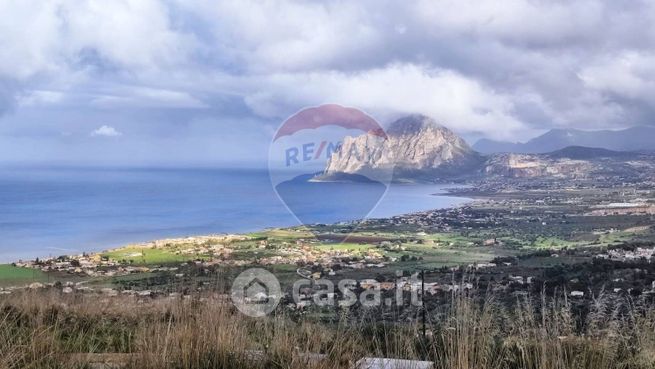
xmin=319 ymin=115 xmax=484 ymax=182
xmin=474 ymin=126 xmax=655 ymax=154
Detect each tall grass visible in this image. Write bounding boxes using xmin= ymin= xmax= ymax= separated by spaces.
xmin=0 ymin=289 xmax=653 ymax=369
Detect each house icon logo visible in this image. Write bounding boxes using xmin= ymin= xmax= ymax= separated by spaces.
xmin=231 ymin=268 xmax=282 ymax=317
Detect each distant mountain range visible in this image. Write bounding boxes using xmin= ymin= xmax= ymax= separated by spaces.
xmin=317 ymin=115 xmax=655 ymax=183
xmin=473 ymin=126 xmax=655 ymax=154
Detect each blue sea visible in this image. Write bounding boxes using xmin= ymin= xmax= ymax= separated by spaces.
xmin=0 ymin=166 xmax=469 ymax=262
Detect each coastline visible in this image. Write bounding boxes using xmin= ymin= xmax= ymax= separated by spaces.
xmin=4 ymin=185 xmax=474 ymax=264
xmin=0 ymin=167 xmax=474 ymax=264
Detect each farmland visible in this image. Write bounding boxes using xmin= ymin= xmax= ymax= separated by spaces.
xmin=0 ymin=264 xmax=45 ymax=286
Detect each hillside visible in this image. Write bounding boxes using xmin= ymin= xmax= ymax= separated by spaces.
xmin=484 ymin=147 xmax=655 ymax=179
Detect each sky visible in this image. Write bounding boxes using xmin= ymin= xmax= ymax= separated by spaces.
xmin=1 ymin=0 xmax=655 ymax=166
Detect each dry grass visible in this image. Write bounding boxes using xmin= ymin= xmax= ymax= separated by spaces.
xmin=1 ymin=289 xmax=654 ymax=369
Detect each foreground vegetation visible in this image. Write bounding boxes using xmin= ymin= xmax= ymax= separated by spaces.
xmin=2 ymin=288 xmax=655 ymax=369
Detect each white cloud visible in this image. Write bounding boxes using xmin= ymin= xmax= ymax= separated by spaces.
xmin=242 ymin=64 xmax=530 ymax=140
xmin=184 ymin=0 xmax=382 ymax=73
xmin=413 ymin=0 xmax=605 ymax=46
xmin=0 ymin=0 xmax=197 ymax=78
xmin=90 ymin=125 xmax=122 ymax=137
xmin=18 ymin=90 xmax=65 ymax=107
xmin=2 ymin=0 xmax=655 ymax=164
xmin=172 ymin=0 xmax=655 ymax=135
xmin=579 ymin=52 xmax=655 ymax=102
xmin=90 ymin=87 xmax=208 ymax=109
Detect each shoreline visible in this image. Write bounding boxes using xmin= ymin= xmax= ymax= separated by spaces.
xmin=3 ymin=185 xmax=475 ymax=265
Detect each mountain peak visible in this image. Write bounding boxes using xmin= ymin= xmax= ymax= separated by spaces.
xmin=386 ymin=114 xmax=445 ymax=136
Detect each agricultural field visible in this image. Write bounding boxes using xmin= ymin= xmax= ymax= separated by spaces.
xmin=0 ymin=264 xmax=46 ymax=286
xmin=314 ymin=243 xmax=376 ymax=252
xmin=248 ymin=228 xmax=314 ymax=240
xmin=597 ymin=226 xmax=655 ymax=245
xmin=101 ymin=247 xmax=198 ymax=265
xmin=386 ymin=245 xmax=508 ymax=271
xmin=529 ymin=236 xmax=580 ymax=249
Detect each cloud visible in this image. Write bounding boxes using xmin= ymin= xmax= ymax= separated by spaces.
xmin=242 ymin=64 xmax=530 ymax=140
xmin=0 ymin=0 xmax=201 ymax=124
xmin=90 ymin=125 xmax=122 ymax=137
xmin=1 ymin=0 xmax=655 ymax=162
xmin=171 ymin=0 xmax=655 ymax=136
xmin=579 ymin=52 xmax=655 ymax=102
xmin=0 ymin=0 xmax=196 ymax=77
xmin=17 ymin=90 xmax=66 ymax=107
xmin=412 ymin=0 xmax=606 ymax=47
xmin=89 ymin=87 xmax=208 ymax=109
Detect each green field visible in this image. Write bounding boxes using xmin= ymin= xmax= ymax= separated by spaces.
xmin=598 ymin=227 xmax=654 ymax=245
xmin=398 ymin=244 xmax=504 ymax=269
xmin=0 ymin=264 xmax=46 ymax=285
xmin=248 ymin=228 xmax=314 ymax=240
xmin=422 ymin=232 xmax=480 ymax=246
xmin=102 ymin=247 xmax=199 ymax=265
xmin=315 ymin=243 xmax=375 ymax=252
xmin=530 ymin=236 xmax=580 ymax=249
